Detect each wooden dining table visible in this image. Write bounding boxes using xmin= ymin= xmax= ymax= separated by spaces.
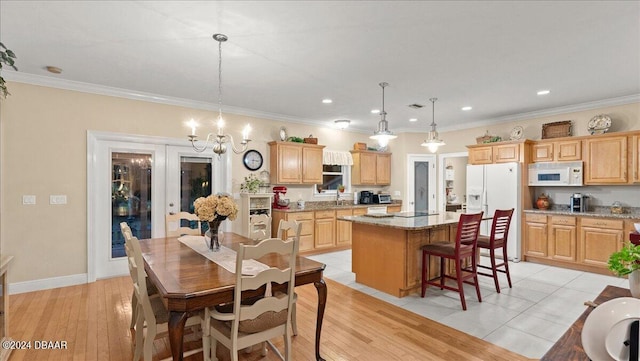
xmin=139 ymin=232 xmax=328 ymax=361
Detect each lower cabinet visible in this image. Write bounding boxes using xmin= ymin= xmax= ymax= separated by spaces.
xmin=272 ymin=211 xmax=315 ymax=252
xmin=314 ymin=210 xmax=336 ymax=249
xmin=336 ymin=209 xmax=353 ymax=246
xmin=549 ymin=216 xmax=577 ymax=262
xmin=524 ymin=214 xmax=548 ymax=257
xmin=578 ymin=218 xmax=623 ymax=268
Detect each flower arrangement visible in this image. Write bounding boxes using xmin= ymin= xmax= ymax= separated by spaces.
xmin=193 ymin=193 xmax=238 ymax=222
xmin=240 ymin=173 xmax=262 ymax=193
xmin=608 ymin=242 xmax=640 ymax=277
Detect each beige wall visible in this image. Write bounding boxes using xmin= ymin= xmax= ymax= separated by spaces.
xmin=1 ymin=81 xmax=638 ymax=285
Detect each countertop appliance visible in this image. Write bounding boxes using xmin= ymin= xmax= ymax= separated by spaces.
xmin=467 ymin=162 xmax=522 ymax=262
xmin=373 ymin=194 xmax=392 ymax=204
xmin=528 ymin=161 xmax=583 ymax=186
xmin=570 ymin=193 xmax=589 ymax=213
xmin=359 ymin=191 xmax=373 ymax=204
xmin=272 ymin=186 xmax=289 ymax=209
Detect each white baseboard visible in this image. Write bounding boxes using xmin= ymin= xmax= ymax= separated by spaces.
xmin=9 ymin=273 xmax=88 ymax=295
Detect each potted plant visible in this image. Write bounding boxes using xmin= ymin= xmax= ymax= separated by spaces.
xmin=240 ymin=173 xmax=262 ymax=193
xmin=337 ymin=184 xmax=345 ymax=193
xmin=608 ymin=242 xmax=640 ymax=298
xmin=0 ymin=42 xmax=18 ymax=98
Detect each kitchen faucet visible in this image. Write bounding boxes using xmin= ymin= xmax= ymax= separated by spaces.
xmin=336 ymin=191 xmax=341 ymax=205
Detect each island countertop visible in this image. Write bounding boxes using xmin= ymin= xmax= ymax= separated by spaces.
xmin=339 ymin=211 xmax=469 ymax=230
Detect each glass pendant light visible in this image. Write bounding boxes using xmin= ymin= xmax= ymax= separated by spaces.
xmin=421 ymin=97 xmax=445 ymax=153
xmin=370 ymin=82 xmax=397 ymax=147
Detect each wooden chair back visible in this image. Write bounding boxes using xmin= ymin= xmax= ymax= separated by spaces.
xmin=276 ymin=220 xmax=302 ymax=242
xmin=165 ymin=212 xmax=201 ymax=237
xmin=489 ymin=208 xmax=514 ymax=245
xmin=455 ymin=212 xmax=483 ymax=254
xmin=249 ymin=214 xmax=271 ymax=241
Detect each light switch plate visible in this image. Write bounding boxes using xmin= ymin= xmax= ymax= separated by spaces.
xmin=50 ymin=195 xmax=67 ymax=205
xmin=22 ymin=195 xmax=36 ymax=205
xmin=394 ymin=191 xmax=401 ymax=196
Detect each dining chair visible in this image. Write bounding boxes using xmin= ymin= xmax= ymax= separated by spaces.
xmin=275 ymin=219 xmax=302 ymax=335
xmin=201 ymin=237 xmax=299 ymax=361
xmin=127 ymin=234 xmax=202 ymax=361
xmin=165 ymin=211 xmax=202 ymax=237
xmin=421 ymin=212 xmax=483 ymax=310
xmin=463 ymin=208 xmax=514 ymax=293
xmin=249 ymin=214 xmax=271 ymax=241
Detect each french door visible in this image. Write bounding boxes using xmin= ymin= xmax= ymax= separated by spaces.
xmin=88 ymin=132 xmax=229 ymax=281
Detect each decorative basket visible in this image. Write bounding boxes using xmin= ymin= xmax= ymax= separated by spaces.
xmin=303 ymin=137 xmax=318 ymax=144
xmin=353 ymin=142 xmax=367 ymax=150
xmin=542 ymin=120 xmax=572 ymax=139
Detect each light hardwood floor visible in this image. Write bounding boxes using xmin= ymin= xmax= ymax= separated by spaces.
xmin=8 ymin=277 xmax=533 ymax=361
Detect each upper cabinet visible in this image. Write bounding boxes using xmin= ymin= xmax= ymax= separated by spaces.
xmin=467 ymin=140 xmax=529 ymax=165
xmin=531 ymin=140 xmax=582 ymax=163
xmin=584 ymin=135 xmax=628 ymax=184
xmin=268 ymin=141 xmax=325 ymax=184
xmin=351 ymin=150 xmax=391 ymax=185
xmin=632 ymin=134 xmax=640 ymax=183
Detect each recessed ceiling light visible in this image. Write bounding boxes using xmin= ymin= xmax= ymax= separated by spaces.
xmin=409 ymin=118 xmax=418 ymax=122
xmin=461 ymin=106 xmax=472 ymax=111
xmin=371 ymin=109 xmax=380 ymax=114
xmin=322 ymin=98 xmax=333 ymax=104
xmin=537 ymin=90 xmax=550 ymax=95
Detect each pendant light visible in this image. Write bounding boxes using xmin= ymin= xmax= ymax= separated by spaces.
xmin=370 ymin=82 xmax=397 ymax=147
xmin=421 ymin=97 xmax=446 ymax=153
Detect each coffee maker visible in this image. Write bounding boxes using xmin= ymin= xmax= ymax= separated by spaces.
xmin=570 ymin=193 xmax=589 ymax=213
xmin=359 ymin=191 xmax=373 ymax=204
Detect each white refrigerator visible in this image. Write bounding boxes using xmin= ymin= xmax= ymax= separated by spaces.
xmin=466 ymin=162 xmax=521 ymax=262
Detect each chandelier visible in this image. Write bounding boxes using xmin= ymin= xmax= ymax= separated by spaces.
xmin=421 ymin=97 xmax=445 ymax=153
xmin=188 ymin=33 xmax=251 ymax=155
xmin=370 ymin=82 xmax=397 ymax=147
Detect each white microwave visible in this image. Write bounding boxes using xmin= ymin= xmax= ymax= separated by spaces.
xmin=528 ymin=161 xmax=583 ymax=186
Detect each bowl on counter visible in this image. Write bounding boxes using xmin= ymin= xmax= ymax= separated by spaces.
xmin=635 ymin=223 xmax=640 ymax=233
xmin=277 ymin=198 xmax=290 ymax=207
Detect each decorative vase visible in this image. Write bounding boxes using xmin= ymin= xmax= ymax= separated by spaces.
xmin=630 ymin=270 xmax=640 ymax=298
xmin=536 ymin=194 xmax=550 ymax=210
xmin=206 ymin=217 xmax=226 ymax=252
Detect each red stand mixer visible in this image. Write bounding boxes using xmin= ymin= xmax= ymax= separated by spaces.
xmin=273 ymin=186 xmax=289 ymax=209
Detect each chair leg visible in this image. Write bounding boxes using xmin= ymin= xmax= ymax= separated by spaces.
xmin=472 ymin=252 xmax=482 ymax=303
xmin=439 ymin=257 xmax=445 ymax=290
xmin=130 ymin=290 xmax=138 ymax=329
xmin=489 ymin=248 xmax=500 ymax=293
xmin=211 ymin=338 xmax=218 ymax=361
xmin=421 ymin=250 xmax=428 ymax=297
xmin=502 ymin=246 xmax=513 ymax=289
xmin=291 ymin=302 xmax=298 ymax=336
xmin=202 ymin=311 xmax=212 ymax=361
xmin=455 ymin=258 xmax=467 ymax=310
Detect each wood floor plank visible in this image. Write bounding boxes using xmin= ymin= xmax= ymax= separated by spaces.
xmin=8 ymin=277 xmax=535 ymax=361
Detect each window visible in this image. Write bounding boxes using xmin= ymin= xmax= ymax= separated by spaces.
xmin=316 ymin=165 xmax=350 ymax=194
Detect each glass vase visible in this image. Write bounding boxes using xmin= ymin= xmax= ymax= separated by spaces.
xmin=206 ymin=218 xmax=225 ymax=252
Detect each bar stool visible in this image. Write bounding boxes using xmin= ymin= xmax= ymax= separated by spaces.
xmin=467 ymin=208 xmax=514 ymax=293
xmin=421 ymin=212 xmax=483 ymax=310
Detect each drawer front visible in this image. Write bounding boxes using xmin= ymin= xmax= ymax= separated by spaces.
xmin=526 ymin=213 xmax=547 ymax=223
xmin=336 ymin=209 xmax=353 ymax=217
xmin=581 ymin=217 xmax=623 ymax=229
xmin=299 ymin=220 xmax=314 ymax=236
xmin=387 ymin=205 xmax=402 ymax=213
xmin=550 ymin=216 xmax=576 ymax=225
xmin=315 ymin=210 xmax=335 ymax=219
xmin=287 ymin=212 xmax=314 ymax=222
xmin=352 ymin=208 xmax=368 ymax=216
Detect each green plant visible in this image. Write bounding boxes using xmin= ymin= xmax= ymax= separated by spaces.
xmin=0 ymin=42 xmax=18 ymax=98
xmin=240 ymin=173 xmax=262 ymax=193
xmin=287 ymin=136 xmax=304 ymax=143
xmin=608 ymin=242 xmax=640 ymax=276
xmin=337 ymin=184 xmax=345 ymax=192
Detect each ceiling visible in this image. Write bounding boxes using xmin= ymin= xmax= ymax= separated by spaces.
xmin=1 ymin=1 xmax=639 ymax=135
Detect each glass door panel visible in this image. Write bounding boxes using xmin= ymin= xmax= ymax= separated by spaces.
xmin=111 ymin=153 xmax=152 ymax=258
xmin=179 ymin=156 xmax=212 ymax=233
xmin=414 ymin=161 xmax=429 ymax=213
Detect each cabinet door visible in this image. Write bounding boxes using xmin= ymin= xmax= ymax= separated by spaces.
xmin=468 ymin=146 xmax=493 ymax=165
xmin=287 ymin=212 xmax=314 ymax=251
xmin=494 ymin=143 xmax=520 ymax=163
xmin=357 ymin=152 xmax=377 ymax=184
xmin=532 ymin=143 xmax=554 ymax=162
xmin=302 ymin=146 xmax=323 ymax=184
xmin=524 ymin=221 xmax=547 ymax=257
xmin=632 ymin=135 xmax=640 ymax=183
xmin=275 ymin=144 xmax=302 ymax=183
xmin=585 ymin=136 xmax=628 ymax=184
xmin=335 ymin=209 xmax=353 ymax=246
xmin=549 ymin=224 xmax=576 ymax=262
xmin=314 ymin=217 xmax=335 ymax=248
xmin=376 ymin=153 xmax=391 ymax=185
xmin=556 ymin=140 xmax=582 ymax=161
xmin=579 ymin=227 xmax=623 ymax=268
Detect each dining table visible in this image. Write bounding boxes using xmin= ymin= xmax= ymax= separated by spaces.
xmin=139 ymin=232 xmax=328 ymax=361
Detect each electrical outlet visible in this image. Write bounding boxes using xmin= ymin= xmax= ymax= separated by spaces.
xmin=22 ymin=195 xmax=36 ymax=205
xmin=50 ymin=195 xmax=67 ymax=205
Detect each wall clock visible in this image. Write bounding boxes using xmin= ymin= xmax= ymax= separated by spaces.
xmin=243 ymin=149 xmax=263 ymax=171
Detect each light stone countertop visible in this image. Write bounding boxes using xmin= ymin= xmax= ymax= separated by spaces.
xmin=272 ymin=201 xmax=402 ymax=213
xmin=523 ymin=209 xmax=640 ymax=220
xmin=339 ymin=211 xmax=471 ymax=231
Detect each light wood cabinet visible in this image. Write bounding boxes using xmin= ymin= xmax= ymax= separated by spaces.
xmin=352 ymin=207 xmax=367 ymax=216
xmin=467 ymin=140 xmax=529 ymax=165
xmin=272 ymin=211 xmax=315 ymax=251
xmin=268 ymin=141 xmax=325 ymax=184
xmin=335 ymin=209 xmax=353 ymax=246
xmin=524 ymin=214 xmax=548 ymax=257
xmin=632 ymin=134 xmax=640 ymax=183
xmin=531 ymin=140 xmax=582 ymax=163
xmin=314 ymin=210 xmax=336 ymax=249
xmin=579 ymin=218 xmax=623 ymax=268
xmin=584 ymin=135 xmax=628 ymax=184
xmin=387 ymin=205 xmax=402 ymax=213
xmin=351 ymin=150 xmax=391 ymax=185
xmin=548 ymin=216 xmax=576 ymax=262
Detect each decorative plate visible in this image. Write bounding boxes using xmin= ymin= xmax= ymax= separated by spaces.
xmin=510 ymin=126 xmax=524 ymax=140
xmin=279 ymin=126 xmax=287 ymax=141
xmin=588 ymin=114 xmax=612 ymax=135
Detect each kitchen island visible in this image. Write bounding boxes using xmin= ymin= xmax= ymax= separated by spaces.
xmin=340 ymin=212 xmax=469 ymax=298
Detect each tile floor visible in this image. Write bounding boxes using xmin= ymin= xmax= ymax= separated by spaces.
xmin=307 ymin=250 xmax=629 ymax=359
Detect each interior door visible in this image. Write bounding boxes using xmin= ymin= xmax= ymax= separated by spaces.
xmin=406 ymin=154 xmax=437 ymax=214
